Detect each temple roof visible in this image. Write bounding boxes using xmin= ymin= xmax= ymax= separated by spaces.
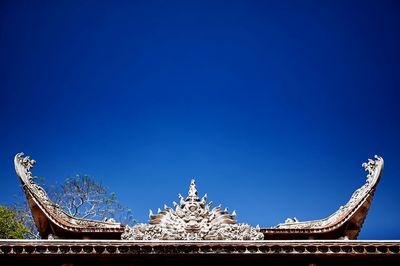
xmin=14 ymin=152 xmax=383 ymax=240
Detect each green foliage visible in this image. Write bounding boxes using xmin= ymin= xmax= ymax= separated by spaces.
xmin=0 ymin=206 xmax=31 ymax=239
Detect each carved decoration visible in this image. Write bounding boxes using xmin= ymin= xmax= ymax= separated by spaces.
xmin=122 ymin=180 xmax=263 ymax=240
xmin=15 ymin=153 xmax=123 ymax=230
xmin=1 ymin=239 xmax=400 ymax=256
xmin=275 ymin=155 xmax=383 ymax=230
xmin=15 ymin=152 xmax=383 ymax=240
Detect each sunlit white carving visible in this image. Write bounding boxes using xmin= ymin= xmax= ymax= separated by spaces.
xmin=122 ymin=180 xmax=263 ymax=240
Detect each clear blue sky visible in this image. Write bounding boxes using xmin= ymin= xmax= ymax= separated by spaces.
xmin=1 ymin=1 xmax=399 ymax=239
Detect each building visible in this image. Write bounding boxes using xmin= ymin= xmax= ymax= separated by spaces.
xmin=1 ymin=153 xmax=399 ymax=265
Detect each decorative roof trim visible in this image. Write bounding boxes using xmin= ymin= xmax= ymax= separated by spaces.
xmin=1 ymin=240 xmax=400 ymax=257
xmin=263 ymin=155 xmax=383 ymax=236
xmin=14 ymin=153 xmax=125 ymax=238
xmin=122 ymin=180 xmax=264 ymax=240
xmin=14 ymin=152 xmax=383 ymax=241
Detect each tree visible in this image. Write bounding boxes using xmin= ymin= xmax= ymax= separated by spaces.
xmin=10 ymin=174 xmax=135 ymax=239
xmin=0 ymin=206 xmax=31 ymax=239
xmin=49 ymin=174 xmax=134 ymax=223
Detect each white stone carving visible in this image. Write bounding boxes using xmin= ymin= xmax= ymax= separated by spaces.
xmin=122 ymin=180 xmax=264 ymax=240
xmin=275 ymin=155 xmax=383 ymax=230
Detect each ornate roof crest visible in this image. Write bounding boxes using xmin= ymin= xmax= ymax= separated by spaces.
xmin=122 ymin=179 xmax=264 ymax=240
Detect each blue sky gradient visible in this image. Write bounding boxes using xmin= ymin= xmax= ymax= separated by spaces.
xmin=1 ymin=0 xmax=399 ymax=239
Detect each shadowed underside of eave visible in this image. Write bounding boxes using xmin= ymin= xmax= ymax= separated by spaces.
xmin=1 ymin=240 xmax=400 ymax=266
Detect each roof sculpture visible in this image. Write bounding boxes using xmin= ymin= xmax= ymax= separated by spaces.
xmin=121 ymin=179 xmax=263 ymax=240
xmin=14 ymin=152 xmax=383 ymax=240
xmin=262 ymin=155 xmax=384 ymax=240
xmin=14 ymin=153 xmax=125 ymax=239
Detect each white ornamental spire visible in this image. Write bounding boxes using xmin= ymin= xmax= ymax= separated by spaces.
xmin=121 ymin=179 xmax=264 ymax=240
xmin=186 ymin=179 xmax=199 ymax=201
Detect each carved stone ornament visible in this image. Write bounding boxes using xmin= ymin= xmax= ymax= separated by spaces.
xmin=15 ymin=153 xmax=123 ymax=229
xmin=122 ymin=180 xmax=264 ymax=240
xmin=274 ymin=155 xmax=383 ymax=230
